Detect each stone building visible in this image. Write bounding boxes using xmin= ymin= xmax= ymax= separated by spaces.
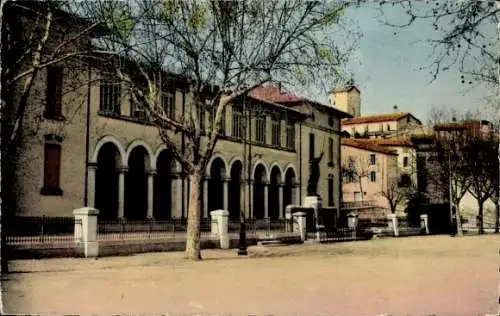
xmin=3 ymin=5 xmax=351 ymax=220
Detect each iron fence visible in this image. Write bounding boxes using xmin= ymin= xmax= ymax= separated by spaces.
xmin=4 ymin=216 xmax=81 ymax=249
xmin=97 ymin=218 xmax=216 ymax=242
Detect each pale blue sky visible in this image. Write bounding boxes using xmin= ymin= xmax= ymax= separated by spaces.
xmin=341 ymin=3 xmax=496 ymax=124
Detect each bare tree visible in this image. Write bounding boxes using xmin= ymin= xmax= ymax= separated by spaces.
xmin=467 ymin=131 xmax=498 ymax=234
xmin=341 ymin=155 xmax=371 ymax=202
xmin=378 ymin=1 xmax=499 ymax=87
xmin=380 ymin=175 xmax=412 ymax=214
xmin=82 ymin=0 xmax=358 ymax=260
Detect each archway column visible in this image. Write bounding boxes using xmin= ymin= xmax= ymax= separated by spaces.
xmin=203 ymin=176 xmax=210 ymax=218
xmin=223 ymin=177 xmax=230 ymax=211
xmin=87 ymin=162 xmax=98 ymax=208
xmin=264 ymin=181 xmax=269 ymax=218
xmin=292 ymin=183 xmax=298 ymax=205
xmin=249 ymin=180 xmax=254 ymax=218
xmin=147 ymin=169 xmax=156 ymax=219
xmin=172 ymin=173 xmax=183 ymax=218
xmin=118 ymin=167 xmax=128 ymax=219
xmin=278 ymin=182 xmax=284 ymax=218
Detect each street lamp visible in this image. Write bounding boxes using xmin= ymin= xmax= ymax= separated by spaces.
xmin=237 ymin=95 xmax=250 ymax=256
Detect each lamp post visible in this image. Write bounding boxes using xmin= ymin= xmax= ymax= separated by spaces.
xmin=237 ymin=95 xmax=249 ymax=256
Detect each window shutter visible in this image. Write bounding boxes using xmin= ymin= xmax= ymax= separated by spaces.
xmin=44 ymin=143 xmax=61 ymax=189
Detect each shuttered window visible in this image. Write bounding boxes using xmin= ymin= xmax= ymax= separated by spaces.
xmin=41 ymin=135 xmax=63 ymax=195
xmin=45 ymin=66 xmax=63 ymax=118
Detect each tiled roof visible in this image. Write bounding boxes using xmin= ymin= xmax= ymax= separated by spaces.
xmin=249 ymin=84 xmax=352 ymax=118
xmin=341 ymin=113 xmax=412 ymax=125
xmin=330 ymin=85 xmax=360 ymax=93
xmin=341 ymin=139 xmax=398 ymax=155
xmin=433 ymin=120 xmax=487 ymax=131
xmin=249 ymin=85 xmax=305 ymax=103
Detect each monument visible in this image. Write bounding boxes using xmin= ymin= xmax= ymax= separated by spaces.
xmin=304 ymin=151 xmax=324 ymax=240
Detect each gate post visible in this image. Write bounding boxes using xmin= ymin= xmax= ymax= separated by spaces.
xmin=420 ymin=214 xmax=429 ymax=235
xmin=210 ymin=210 xmax=229 ymax=249
xmin=292 ymin=212 xmax=307 ymax=241
xmin=387 ymin=213 xmax=399 ymax=237
xmin=73 ymin=207 xmax=99 ymax=257
xmin=347 ymin=212 xmax=359 ymax=239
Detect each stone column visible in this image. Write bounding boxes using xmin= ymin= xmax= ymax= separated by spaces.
xmin=250 ymin=180 xmax=254 ymax=218
xmin=118 ymin=167 xmax=127 ymax=219
xmin=223 ymin=177 xmax=230 ymax=211
xmin=347 ymin=211 xmax=359 ymax=239
xmin=203 ymin=176 xmax=209 ymax=218
xmin=420 ymin=214 xmax=429 ymax=235
xmin=87 ymin=163 xmax=97 ymax=208
xmin=291 ymin=183 xmax=297 ymax=205
xmin=73 ymin=207 xmax=99 ymax=258
xmin=210 ymin=210 xmax=229 ymax=249
xmin=147 ymin=169 xmax=156 ymax=219
xmin=292 ymin=211 xmax=307 ymax=241
xmin=387 ymin=213 xmax=399 ymax=237
xmin=264 ymin=181 xmax=269 ymax=218
xmin=278 ymin=182 xmax=284 ymax=218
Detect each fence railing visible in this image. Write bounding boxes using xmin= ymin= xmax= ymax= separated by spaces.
xmin=4 ymin=216 xmax=81 ymax=249
xmin=97 ymin=218 xmax=216 ymax=242
xmin=341 ymin=201 xmax=377 ymax=209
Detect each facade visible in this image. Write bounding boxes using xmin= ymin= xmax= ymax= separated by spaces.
xmin=341 ymin=139 xmax=398 ymax=210
xmin=341 ymin=113 xmax=423 ymax=139
xmin=3 ymin=7 xmax=351 ymax=220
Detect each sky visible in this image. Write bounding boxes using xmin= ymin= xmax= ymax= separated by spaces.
xmin=337 ymin=2 xmax=497 ymax=124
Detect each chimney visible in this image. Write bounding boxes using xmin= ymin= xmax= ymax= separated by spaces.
xmin=393 ymin=105 xmax=398 ymax=112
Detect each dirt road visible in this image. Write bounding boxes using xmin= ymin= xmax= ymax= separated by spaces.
xmin=2 ymin=235 xmax=499 ymax=315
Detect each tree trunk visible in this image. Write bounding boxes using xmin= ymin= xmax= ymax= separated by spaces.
xmin=184 ymin=169 xmax=204 ymax=261
xmin=478 ymin=201 xmax=484 ymax=235
xmin=495 ymin=202 xmax=499 ymax=233
xmin=454 ymin=202 xmax=463 ymax=236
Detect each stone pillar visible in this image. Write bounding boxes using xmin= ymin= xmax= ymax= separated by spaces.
xmin=172 ymin=173 xmax=182 ymax=218
xmin=387 ymin=213 xmax=399 ymax=237
xmin=73 ymin=207 xmax=99 ymax=258
xmin=347 ymin=211 xmax=359 ymax=239
xmin=250 ymin=180 xmax=254 ymax=218
xmin=210 ymin=210 xmax=229 ymax=249
xmin=87 ymin=163 xmax=97 ymax=208
xmin=203 ymin=176 xmax=209 ymax=218
xmin=118 ymin=167 xmax=127 ymax=219
xmin=291 ymin=184 xmax=297 ymax=205
xmin=223 ymin=177 xmax=230 ymax=211
xmin=147 ymin=169 xmax=156 ymax=219
xmin=420 ymin=214 xmax=429 ymax=235
xmin=292 ymin=211 xmax=307 ymax=241
xmin=264 ymin=181 xmax=269 ymax=218
xmin=278 ymin=183 xmax=284 ymax=218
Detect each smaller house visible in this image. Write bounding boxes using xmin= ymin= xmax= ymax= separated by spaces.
xmin=341 ymin=139 xmax=399 ymax=215
xmin=341 ymin=113 xmax=422 ymax=139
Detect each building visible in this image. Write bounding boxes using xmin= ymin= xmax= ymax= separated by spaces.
xmin=341 ymin=139 xmax=398 ymax=212
xmin=3 ymin=5 xmax=351 ymax=221
xmin=341 ymin=112 xmax=423 ymax=139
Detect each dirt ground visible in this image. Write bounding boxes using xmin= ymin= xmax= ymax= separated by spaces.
xmin=2 ymin=235 xmax=499 ymax=315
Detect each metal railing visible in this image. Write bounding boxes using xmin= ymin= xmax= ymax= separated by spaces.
xmin=4 ymin=216 xmax=81 ymax=249
xmin=97 ymin=218 xmax=216 ymax=242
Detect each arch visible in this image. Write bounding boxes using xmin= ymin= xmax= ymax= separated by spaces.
xmin=91 ymin=135 xmax=126 ymax=167
xmin=252 ymin=163 xmax=267 ymax=219
xmin=206 ymin=153 xmax=229 ymax=177
xmin=251 ymin=159 xmax=269 ymax=181
xmin=208 ymin=156 xmax=227 ymax=216
xmin=95 ymin=142 xmax=121 ymax=220
xmin=228 ymin=155 xmax=244 ymax=173
xmin=153 ymin=145 xmax=182 ymax=173
xmin=154 ymin=149 xmax=174 ymax=220
xmin=268 ymin=163 xmax=284 ymax=183
xmin=268 ymin=165 xmax=283 ymax=220
xmin=283 ymin=164 xmax=298 ymax=184
xmin=125 ymin=139 xmax=153 ymax=170
xmin=228 ymin=160 xmax=243 ymax=220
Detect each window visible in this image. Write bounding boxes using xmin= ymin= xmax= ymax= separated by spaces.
xmin=328 ymin=174 xmax=334 ymax=206
xmin=271 ymin=115 xmax=281 ymax=147
xmin=232 ymin=106 xmax=244 ymax=138
xmin=99 ymin=73 xmax=121 ymax=115
xmin=379 ymin=124 xmax=383 ymax=132
xmin=41 ymin=134 xmax=63 ymax=195
xmin=198 ymin=105 xmax=206 ymax=131
xmin=309 ymin=133 xmax=315 ymax=161
xmin=399 ymin=174 xmax=411 ymax=187
xmin=162 ymin=92 xmax=175 ymax=119
xmin=354 ymin=192 xmax=362 ymax=202
xmin=286 ymin=122 xmax=295 ymax=150
xmin=328 ymin=137 xmax=334 ymax=166
xmin=403 ymin=156 xmax=409 ymax=167
xmin=255 ymin=114 xmax=266 ymax=144
xmin=209 ymin=107 xmax=225 ymax=136
xmin=387 ymin=124 xmax=391 ymax=131
xmin=130 ymin=98 xmax=146 ymax=119
xmin=328 ymin=116 xmax=334 ymax=127
xmin=369 ymin=154 xmax=376 ymax=165
xmin=370 ymin=171 xmax=376 ymax=182
xmin=45 ymin=66 xmax=63 ymax=118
